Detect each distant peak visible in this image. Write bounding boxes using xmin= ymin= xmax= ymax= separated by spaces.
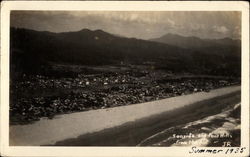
xmin=160 ymin=33 xmax=187 ymax=39
xmin=164 ymin=33 xmax=181 ymax=37
xmin=78 ymin=28 xmax=91 ymax=32
xmin=219 ymin=37 xmax=233 ymax=41
xmin=78 ymin=28 xmax=109 ymax=35
xmin=94 ymin=29 xmax=110 ymax=35
xmin=94 ymin=29 xmax=104 ymax=33
xmin=163 ymin=33 xmax=200 ymax=40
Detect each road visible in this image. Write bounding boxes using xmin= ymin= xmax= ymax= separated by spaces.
xmin=10 ymin=85 xmax=241 ymax=146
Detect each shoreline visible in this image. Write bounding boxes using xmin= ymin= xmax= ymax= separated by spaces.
xmin=52 ymin=91 xmax=241 ymax=146
xmin=10 ymin=85 xmax=240 ymax=146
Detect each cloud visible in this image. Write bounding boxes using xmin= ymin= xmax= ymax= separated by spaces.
xmin=167 ymin=19 xmax=175 ymax=26
xmin=10 ymin=11 xmax=241 ymax=39
xmin=212 ymin=26 xmax=229 ymax=34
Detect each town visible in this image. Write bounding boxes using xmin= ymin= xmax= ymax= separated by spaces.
xmin=10 ymin=65 xmax=240 ymax=124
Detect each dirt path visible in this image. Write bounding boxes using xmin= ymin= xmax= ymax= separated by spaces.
xmin=10 ymin=86 xmax=240 ymax=146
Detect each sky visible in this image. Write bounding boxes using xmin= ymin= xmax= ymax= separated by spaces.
xmin=11 ymin=11 xmax=241 ymax=40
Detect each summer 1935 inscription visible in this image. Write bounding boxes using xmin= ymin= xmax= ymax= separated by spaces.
xmin=189 ymin=147 xmax=246 ymax=154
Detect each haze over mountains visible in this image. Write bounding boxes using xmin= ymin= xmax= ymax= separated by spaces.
xmin=10 ymin=27 xmax=241 ymax=77
xmin=150 ymin=33 xmax=241 ymax=50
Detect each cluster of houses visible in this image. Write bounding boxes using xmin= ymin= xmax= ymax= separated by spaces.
xmin=10 ymin=72 xmax=239 ymax=124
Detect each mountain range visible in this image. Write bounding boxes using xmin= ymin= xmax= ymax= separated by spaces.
xmin=10 ymin=27 xmax=241 ymax=77
xmin=150 ymin=33 xmax=241 ymax=49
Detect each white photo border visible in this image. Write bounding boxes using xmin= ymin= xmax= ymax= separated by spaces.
xmin=1 ymin=1 xmax=249 ymax=157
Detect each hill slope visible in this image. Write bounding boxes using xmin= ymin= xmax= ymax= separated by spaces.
xmin=10 ymin=28 xmax=241 ymax=77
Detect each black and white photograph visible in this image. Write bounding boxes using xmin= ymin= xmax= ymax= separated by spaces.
xmin=0 ymin=1 xmax=249 ymax=157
